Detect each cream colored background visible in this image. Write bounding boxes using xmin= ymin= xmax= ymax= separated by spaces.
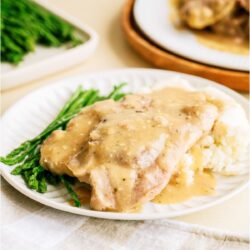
xmin=1 ymin=0 xmax=249 ymax=234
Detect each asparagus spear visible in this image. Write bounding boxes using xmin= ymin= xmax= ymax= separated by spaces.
xmin=1 ymin=0 xmax=83 ymax=64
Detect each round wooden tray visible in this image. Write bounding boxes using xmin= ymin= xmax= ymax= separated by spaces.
xmin=121 ymin=0 xmax=249 ymax=92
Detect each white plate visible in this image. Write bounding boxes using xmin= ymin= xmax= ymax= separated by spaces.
xmin=0 ymin=69 xmax=249 ymax=220
xmin=1 ymin=0 xmax=98 ymax=90
xmin=133 ymin=0 xmax=249 ymax=71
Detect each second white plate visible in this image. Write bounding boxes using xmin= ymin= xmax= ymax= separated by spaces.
xmin=133 ymin=0 xmax=249 ymax=71
xmin=0 ymin=69 xmax=249 ymax=220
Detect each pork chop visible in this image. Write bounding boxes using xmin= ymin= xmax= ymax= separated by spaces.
xmin=40 ymin=87 xmax=218 ymax=212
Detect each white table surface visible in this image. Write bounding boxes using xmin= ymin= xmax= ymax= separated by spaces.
xmin=1 ymin=0 xmax=249 ymax=234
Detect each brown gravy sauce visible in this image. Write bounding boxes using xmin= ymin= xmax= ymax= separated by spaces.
xmin=152 ymin=170 xmax=216 ymax=204
xmin=195 ymin=31 xmax=249 ymax=55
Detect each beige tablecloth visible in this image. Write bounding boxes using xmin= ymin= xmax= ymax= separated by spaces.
xmin=1 ymin=178 xmax=249 ymax=250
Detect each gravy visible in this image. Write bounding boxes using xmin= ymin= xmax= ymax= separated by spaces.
xmin=195 ymin=31 xmax=249 ymax=55
xmin=153 ymin=170 xmax=215 ymax=204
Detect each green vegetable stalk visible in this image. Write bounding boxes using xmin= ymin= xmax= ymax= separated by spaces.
xmin=1 ymin=0 xmax=83 ymax=64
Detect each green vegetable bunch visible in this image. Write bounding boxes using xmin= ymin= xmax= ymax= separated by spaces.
xmin=0 ymin=83 xmax=127 ymax=207
xmin=1 ymin=0 xmax=82 ymax=64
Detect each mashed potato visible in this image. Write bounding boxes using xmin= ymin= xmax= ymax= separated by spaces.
xmin=195 ymin=87 xmax=249 ymax=175
xmin=151 ymin=80 xmax=249 ymax=186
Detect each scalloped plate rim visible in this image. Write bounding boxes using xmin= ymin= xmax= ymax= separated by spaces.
xmin=1 ymin=68 xmax=249 ymax=220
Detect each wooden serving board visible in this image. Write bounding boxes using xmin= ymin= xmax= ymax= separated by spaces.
xmin=121 ymin=0 xmax=249 ymax=92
